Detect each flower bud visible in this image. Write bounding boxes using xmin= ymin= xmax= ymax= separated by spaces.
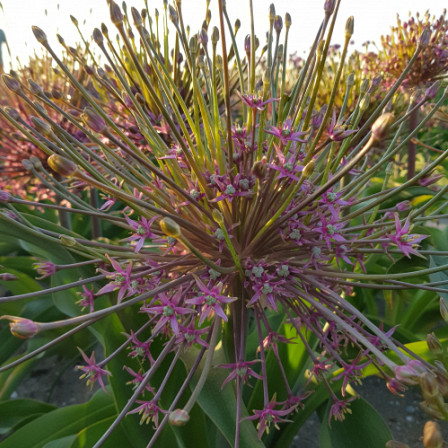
xmin=32 ymin=26 xmax=48 ymax=44
xmin=70 ymin=15 xmax=78 ymax=27
xmin=82 ymin=107 xmax=107 ymax=133
xmin=359 ymin=93 xmax=370 ymax=112
xmin=427 ymin=333 xmax=443 ymax=355
xmin=419 ymin=401 xmax=446 ymax=420
xmin=189 ymin=35 xmax=198 ymax=55
xmin=169 ymin=409 xmax=190 ymax=426
xmin=423 ymin=421 xmax=443 ymax=448
xmin=345 ymin=16 xmax=354 ymax=38
xmin=396 ymin=200 xmax=410 ymax=211
xmin=93 ymin=28 xmax=104 ymax=46
xmin=211 ymin=27 xmax=219 ymax=45
xmin=425 ymin=81 xmax=441 ymax=100
xmin=1 ymin=316 xmax=40 ymax=339
xmin=131 ymin=7 xmax=143 ymax=27
xmin=359 ymin=78 xmax=370 ymax=95
xmin=302 ymin=160 xmax=315 ymax=179
xmin=101 ymin=23 xmax=109 ymax=36
xmin=269 ymin=4 xmax=276 ymax=22
xmin=324 ymin=0 xmax=335 ymax=15
xmin=29 ymin=156 xmax=43 ymax=171
xmin=0 ymin=273 xmax=18 ymax=281
xmin=57 ymin=34 xmax=65 ymax=46
xmin=234 ymin=19 xmax=241 ymax=34
xmin=440 ymin=298 xmax=448 ymax=323
xmin=419 ymin=27 xmax=431 ymax=48
xmin=346 ymin=73 xmax=355 ymax=88
xmin=274 ymin=15 xmax=283 ymax=34
xmin=212 ymin=209 xmax=224 ymax=225
xmin=169 ymin=6 xmax=178 ymax=25
xmin=395 ymin=359 xmax=426 ymax=385
xmin=252 ymin=158 xmax=266 ymax=180
xmin=285 ymin=13 xmax=291 ymax=28
xmin=385 ymin=162 xmax=394 ymax=175
xmin=48 ymin=154 xmax=79 ymax=178
xmin=4 ymin=106 xmax=20 ymax=120
xmin=60 ymin=235 xmax=77 ymax=247
xmin=31 ymin=117 xmax=52 ymax=136
xmin=371 ymin=112 xmax=394 ymax=142
xmin=28 ymin=79 xmax=44 ymax=96
xmin=0 ymin=190 xmax=12 ymax=204
xmin=110 ymin=1 xmax=123 ymax=25
xmin=160 ymin=218 xmax=181 ymax=238
xmin=2 ymin=74 xmax=21 ymax=92
xmin=421 ymin=373 xmax=440 ymax=402
xmin=22 ymin=159 xmax=34 ymax=171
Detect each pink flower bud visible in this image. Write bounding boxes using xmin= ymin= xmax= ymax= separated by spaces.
xmin=395 ymin=359 xmax=426 ymax=385
xmin=169 ymin=409 xmax=190 ymax=426
xmin=1 ymin=316 xmax=40 ymax=339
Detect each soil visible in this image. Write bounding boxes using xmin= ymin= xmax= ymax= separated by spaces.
xmin=10 ymin=357 xmax=448 ymax=447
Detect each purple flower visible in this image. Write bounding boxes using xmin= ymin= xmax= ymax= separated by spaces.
xmin=326 ymin=111 xmax=358 ymax=142
xmin=127 ymin=399 xmax=168 ymax=427
xmin=239 ymin=93 xmax=280 ymax=111
xmin=386 ymin=214 xmax=428 ymax=258
xmin=76 ymin=349 xmax=111 ymax=392
xmin=245 ymin=396 xmax=295 ymax=438
xmin=175 ymin=322 xmax=210 ymax=349
xmin=186 ymin=278 xmax=237 ymax=324
xmin=219 ymin=360 xmax=262 ymax=388
xmin=265 ymin=119 xmax=308 ymax=145
xmin=124 ymin=214 xmax=159 ymax=253
xmin=142 ymin=290 xmax=195 ymax=335
xmin=32 ymin=260 xmax=57 ymax=280
xmin=328 ymin=397 xmax=354 ymax=424
xmin=77 ymin=285 xmax=96 ymax=313
xmin=97 ymin=255 xmax=137 ymax=303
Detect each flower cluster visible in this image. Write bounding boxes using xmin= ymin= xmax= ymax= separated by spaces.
xmin=0 ymin=1 xmax=448 ymax=447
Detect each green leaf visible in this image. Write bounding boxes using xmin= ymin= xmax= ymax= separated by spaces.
xmin=0 ymin=390 xmax=115 ymax=448
xmin=0 ymin=399 xmax=56 ymax=435
xmin=70 ymin=416 xmax=129 ymax=448
xmin=318 ymin=398 xmax=393 ymax=448
xmin=429 ymin=255 xmax=448 ymax=304
xmin=181 ymin=346 xmax=264 ymax=448
xmin=42 ymin=435 xmax=77 ymax=448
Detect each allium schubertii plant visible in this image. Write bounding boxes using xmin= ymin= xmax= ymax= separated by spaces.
xmin=1 ymin=1 xmax=448 ymax=447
